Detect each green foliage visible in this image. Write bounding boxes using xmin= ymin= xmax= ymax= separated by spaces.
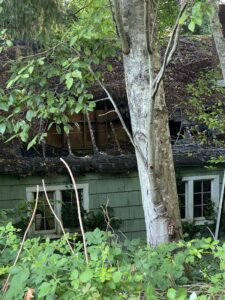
xmin=83 ymin=206 xmax=121 ymax=231
xmin=186 ymin=69 xmax=225 ymax=164
xmin=0 ymin=0 xmax=211 ymax=150
xmin=1 ymin=225 xmax=225 ymax=299
xmin=179 ymin=1 xmax=213 ymax=35
xmin=0 ymin=0 xmax=116 ymax=148
xmin=0 ymin=0 xmax=66 ymax=41
xmin=0 ymin=202 xmax=121 ymax=236
xmin=182 ymin=221 xmax=215 ymax=241
xmin=157 ymin=0 xmax=179 ymax=41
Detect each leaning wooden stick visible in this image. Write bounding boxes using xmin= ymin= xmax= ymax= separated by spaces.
xmin=42 ymin=179 xmax=75 ymax=255
xmin=2 ymin=186 xmax=40 ymax=298
xmin=60 ymin=158 xmax=89 ymax=264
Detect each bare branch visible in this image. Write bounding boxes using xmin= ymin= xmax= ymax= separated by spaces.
xmin=152 ymin=2 xmax=187 ymax=99
xmin=86 ymin=111 xmax=98 ymax=155
xmin=94 ymin=97 xmax=110 ymax=103
xmin=98 ymin=110 xmax=116 ymax=117
xmin=66 ymin=134 xmax=74 ymax=156
xmin=2 ymin=186 xmax=40 ymax=296
xmin=60 ymin=158 xmax=89 ymax=264
xmin=150 ymin=0 xmax=160 ymax=47
xmin=89 ymin=65 xmax=148 ymax=167
xmin=110 ymin=0 xmax=130 ymax=54
xmin=110 ymin=121 xmax=123 ymax=154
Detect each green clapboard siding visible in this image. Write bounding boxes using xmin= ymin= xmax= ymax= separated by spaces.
xmin=0 ymin=171 xmax=146 ymax=239
xmin=1 ymin=166 xmax=224 ymax=240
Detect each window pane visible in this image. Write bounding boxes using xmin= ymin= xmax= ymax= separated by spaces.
xmin=203 ymin=205 xmax=212 ymax=218
xmin=203 ymin=192 xmax=211 ymax=205
xmin=179 ymin=194 xmax=185 ymax=206
xmin=180 ymin=207 xmax=185 ymax=219
xmin=177 ymin=181 xmax=185 ymax=194
xmin=194 ymin=193 xmax=202 ymax=205
xmin=194 ymin=181 xmax=202 ymax=193
xmin=194 ymin=205 xmax=203 ymax=217
xmin=203 ymin=180 xmax=211 ymax=192
xmin=34 ymin=192 xmax=55 ymax=231
xmin=178 ymin=192 xmax=185 ymax=219
xmin=193 ymin=180 xmax=212 ymax=219
xmin=61 ymin=189 xmax=83 ymax=229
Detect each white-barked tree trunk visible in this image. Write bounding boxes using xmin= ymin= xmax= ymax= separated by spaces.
xmin=111 ymin=0 xmax=182 ymax=245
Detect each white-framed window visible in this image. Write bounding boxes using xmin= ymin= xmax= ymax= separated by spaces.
xmin=178 ymin=175 xmax=220 ymax=224
xmin=26 ymin=184 xmax=89 ymax=236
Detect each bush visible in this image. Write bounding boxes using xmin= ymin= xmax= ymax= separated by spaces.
xmin=1 ymin=224 xmax=225 ymax=299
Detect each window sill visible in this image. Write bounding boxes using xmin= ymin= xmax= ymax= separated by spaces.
xmin=182 ymin=218 xmax=214 ymax=225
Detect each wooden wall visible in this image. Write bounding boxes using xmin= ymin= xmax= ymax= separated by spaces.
xmin=0 ymin=171 xmax=145 ymax=240
xmin=1 ymin=167 xmax=223 ymax=240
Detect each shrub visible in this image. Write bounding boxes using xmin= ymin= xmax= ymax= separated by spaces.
xmin=1 ymin=224 xmax=225 ymax=299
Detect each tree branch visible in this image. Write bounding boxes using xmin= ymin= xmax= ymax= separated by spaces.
xmin=89 ymin=65 xmax=148 ymax=167
xmin=42 ymin=180 xmax=76 ymax=255
xmin=151 ymin=2 xmax=187 ymax=99
xmin=110 ymin=121 xmax=123 ymax=154
xmin=150 ymin=0 xmax=160 ymax=48
xmin=110 ymin=0 xmax=130 ymax=54
xmin=86 ymin=111 xmax=99 ymax=155
xmin=60 ymin=158 xmax=89 ymax=264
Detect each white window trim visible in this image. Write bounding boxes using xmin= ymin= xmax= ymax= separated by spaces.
xmin=182 ymin=175 xmax=220 ymax=224
xmin=26 ymin=183 xmax=89 ymax=235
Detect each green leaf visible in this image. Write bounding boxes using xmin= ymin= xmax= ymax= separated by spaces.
xmin=179 ymin=11 xmax=188 ymax=25
xmin=64 ymin=125 xmax=70 ymax=135
xmin=6 ymin=40 xmax=13 ymax=47
xmin=71 ymin=280 xmax=79 ymax=290
xmin=5 ymin=268 xmax=30 ymax=299
xmin=37 ymin=58 xmax=45 ymax=65
xmin=26 ymin=110 xmax=34 ymax=122
xmin=27 ymin=136 xmax=38 ymax=150
xmin=194 ymin=16 xmax=203 ymax=26
xmin=71 ymin=70 xmax=82 ymax=79
xmin=79 ymin=270 xmax=93 ymax=283
xmin=56 ymin=125 xmax=61 ymax=134
xmin=176 ymin=288 xmax=187 ymax=300
xmin=70 ymin=36 xmax=78 ymax=47
xmin=107 ymin=64 xmax=113 ymax=72
xmin=21 ymin=73 xmax=29 ymax=79
xmin=167 ymin=288 xmax=176 ymax=299
xmin=189 ymin=292 xmax=198 ymax=300
xmin=66 ymin=77 xmax=73 ymax=90
xmin=0 ymin=123 xmax=6 ymax=134
xmin=28 ymin=66 xmax=34 ymax=74
xmin=146 ymin=284 xmax=158 ymax=300
xmin=6 ymin=76 xmax=20 ymax=88
xmin=0 ymin=102 xmax=8 ymax=111
xmin=70 ymin=269 xmax=79 ymax=280
xmin=38 ymin=281 xmax=56 ymax=298
xmin=75 ymin=103 xmax=83 ymax=114
xmin=188 ymin=21 xmax=195 ymax=32
xmin=112 ymin=271 xmax=122 ymax=283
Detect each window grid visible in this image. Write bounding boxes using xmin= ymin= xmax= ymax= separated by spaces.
xmin=180 ymin=175 xmax=219 ymax=223
xmin=26 ymin=184 xmax=89 ymax=235
xmin=193 ymin=180 xmax=211 ymax=218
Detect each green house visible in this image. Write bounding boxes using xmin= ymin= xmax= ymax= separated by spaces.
xmin=0 ymin=36 xmax=224 ymax=239
xmin=0 ymin=148 xmax=225 ymax=240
